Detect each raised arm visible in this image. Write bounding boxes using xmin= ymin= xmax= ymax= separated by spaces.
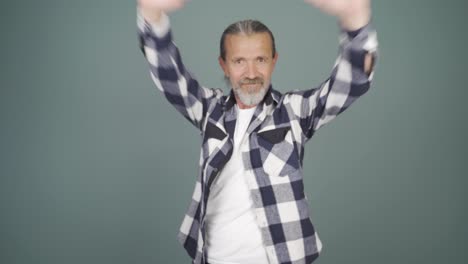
xmin=137 ymin=0 xmax=223 ymax=130
xmin=287 ymin=0 xmax=378 ymax=139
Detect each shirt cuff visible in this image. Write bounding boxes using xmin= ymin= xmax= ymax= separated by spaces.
xmin=343 ymin=20 xmax=372 ymax=39
xmin=346 ymin=26 xmax=364 ymax=39
xmin=137 ymin=8 xmax=171 ymax=38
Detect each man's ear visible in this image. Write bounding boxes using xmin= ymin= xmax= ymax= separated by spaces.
xmin=271 ymin=52 xmax=279 ymax=70
xmin=218 ymin=56 xmax=228 ymax=77
xmin=273 ymin=52 xmax=279 ymax=65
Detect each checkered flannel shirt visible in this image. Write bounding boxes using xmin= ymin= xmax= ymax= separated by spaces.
xmin=137 ymin=11 xmax=378 ymax=264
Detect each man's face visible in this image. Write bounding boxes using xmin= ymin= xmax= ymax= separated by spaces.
xmin=219 ymin=32 xmax=278 ymax=108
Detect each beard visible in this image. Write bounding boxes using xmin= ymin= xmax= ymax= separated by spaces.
xmin=229 ymin=77 xmax=269 ymax=107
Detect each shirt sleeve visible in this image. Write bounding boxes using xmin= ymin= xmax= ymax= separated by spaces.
xmin=137 ymin=10 xmax=222 ymax=130
xmin=285 ymin=23 xmax=379 ymax=140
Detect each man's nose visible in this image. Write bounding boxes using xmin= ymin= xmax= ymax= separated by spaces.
xmin=246 ymin=62 xmax=259 ymax=78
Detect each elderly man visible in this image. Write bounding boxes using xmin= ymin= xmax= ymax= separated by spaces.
xmin=137 ymin=0 xmax=378 ymax=263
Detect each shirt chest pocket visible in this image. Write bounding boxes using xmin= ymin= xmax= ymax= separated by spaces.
xmin=202 ymin=121 xmax=228 ymax=156
xmin=256 ymin=126 xmax=300 ymax=177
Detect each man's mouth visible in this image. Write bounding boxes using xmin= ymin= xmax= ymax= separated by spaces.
xmin=240 ymin=78 xmax=263 ymax=85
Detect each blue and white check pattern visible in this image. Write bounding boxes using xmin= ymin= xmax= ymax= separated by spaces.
xmin=137 ymin=11 xmax=378 ymax=264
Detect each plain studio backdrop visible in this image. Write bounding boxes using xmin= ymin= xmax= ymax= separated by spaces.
xmin=1 ymin=0 xmax=467 ymax=263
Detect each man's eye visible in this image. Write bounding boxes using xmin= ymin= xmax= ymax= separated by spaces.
xmin=234 ymin=59 xmax=243 ymax=64
xmin=257 ymin=57 xmax=266 ymax=63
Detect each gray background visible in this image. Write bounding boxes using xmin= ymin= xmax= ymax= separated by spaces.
xmin=1 ymin=0 xmax=467 ymax=263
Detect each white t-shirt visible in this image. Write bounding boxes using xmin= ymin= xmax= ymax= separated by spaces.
xmin=205 ymin=106 xmax=269 ymax=264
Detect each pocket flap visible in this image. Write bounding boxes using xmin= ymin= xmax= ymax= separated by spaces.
xmin=257 ymin=126 xmax=291 ymax=144
xmin=205 ymin=121 xmax=227 ymax=141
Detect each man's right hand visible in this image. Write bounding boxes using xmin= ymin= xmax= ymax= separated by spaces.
xmin=138 ymin=0 xmax=187 ymax=24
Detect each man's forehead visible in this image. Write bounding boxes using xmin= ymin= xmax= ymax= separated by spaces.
xmin=224 ymin=33 xmax=273 ymax=52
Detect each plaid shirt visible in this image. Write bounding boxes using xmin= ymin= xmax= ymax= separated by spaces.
xmin=137 ymin=12 xmax=378 ymax=264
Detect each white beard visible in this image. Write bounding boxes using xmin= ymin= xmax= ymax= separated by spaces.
xmin=233 ymin=85 xmax=268 ymax=106
xmin=226 ymin=77 xmax=269 ymax=107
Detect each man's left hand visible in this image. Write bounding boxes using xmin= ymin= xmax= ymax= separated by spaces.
xmin=304 ymin=0 xmax=371 ymax=30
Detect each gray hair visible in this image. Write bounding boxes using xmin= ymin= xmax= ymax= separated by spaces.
xmin=219 ymin=19 xmax=276 ymax=61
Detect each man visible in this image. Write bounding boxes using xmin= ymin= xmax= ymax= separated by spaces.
xmin=137 ymin=0 xmax=378 ymax=263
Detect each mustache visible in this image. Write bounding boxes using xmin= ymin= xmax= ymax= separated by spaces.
xmin=239 ymin=78 xmax=264 ymax=85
